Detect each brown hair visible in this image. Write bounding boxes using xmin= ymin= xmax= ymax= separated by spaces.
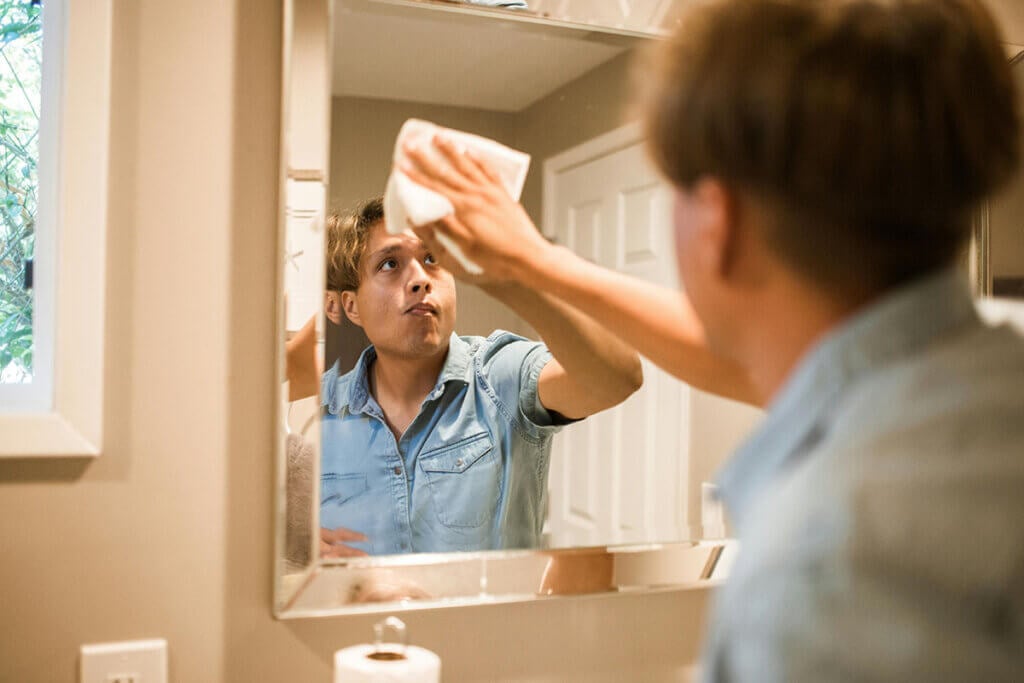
xmin=642 ymin=0 xmax=1020 ymax=294
xmin=325 ymin=196 xmax=385 ymax=292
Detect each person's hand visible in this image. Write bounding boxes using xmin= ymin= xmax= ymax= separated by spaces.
xmin=409 ymin=219 xmax=495 ymax=286
xmin=319 ymin=526 xmax=369 ymax=558
xmin=399 ymin=134 xmax=552 ymax=283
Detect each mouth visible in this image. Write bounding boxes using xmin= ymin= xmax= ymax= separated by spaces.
xmin=405 ymin=302 xmax=438 ymax=316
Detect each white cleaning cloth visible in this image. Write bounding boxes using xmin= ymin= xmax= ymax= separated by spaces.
xmin=383 ymin=118 xmax=531 ymax=275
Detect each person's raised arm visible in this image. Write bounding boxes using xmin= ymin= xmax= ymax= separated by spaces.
xmin=402 ymin=135 xmax=761 ymax=407
xmin=412 ymin=217 xmax=643 ymax=419
xmin=285 ymin=313 xmax=321 ymax=401
xmin=481 ymin=282 xmax=643 ymax=420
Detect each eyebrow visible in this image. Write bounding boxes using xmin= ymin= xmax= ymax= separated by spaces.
xmin=367 ymin=245 xmax=401 ymax=263
xmin=366 ymin=240 xmax=429 ymax=265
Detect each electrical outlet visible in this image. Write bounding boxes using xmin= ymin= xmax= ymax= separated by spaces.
xmin=80 ymin=639 xmax=167 ymax=683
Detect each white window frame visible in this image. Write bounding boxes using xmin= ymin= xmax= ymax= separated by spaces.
xmin=0 ymin=0 xmax=111 ymax=457
xmin=0 ymin=0 xmax=56 ymax=411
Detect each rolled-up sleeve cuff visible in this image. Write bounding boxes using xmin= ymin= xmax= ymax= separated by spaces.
xmin=519 ymin=345 xmax=582 ymax=432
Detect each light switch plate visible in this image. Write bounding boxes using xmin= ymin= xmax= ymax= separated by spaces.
xmin=80 ymin=639 xmax=167 ymax=683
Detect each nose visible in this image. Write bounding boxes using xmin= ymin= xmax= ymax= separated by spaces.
xmin=407 ymin=259 xmax=432 ymax=294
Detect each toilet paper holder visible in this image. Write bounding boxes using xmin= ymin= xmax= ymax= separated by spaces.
xmin=335 ymin=615 xmax=441 ymax=681
xmin=369 ymin=616 xmax=408 ymax=661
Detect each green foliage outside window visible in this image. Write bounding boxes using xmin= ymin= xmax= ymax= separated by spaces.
xmin=0 ymin=0 xmax=41 ymax=383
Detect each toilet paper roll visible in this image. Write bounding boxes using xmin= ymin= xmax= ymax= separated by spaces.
xmin=334 ymin=644 xmax=441 ymax=683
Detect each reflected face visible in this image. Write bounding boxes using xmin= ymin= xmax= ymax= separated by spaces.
xmin=343 ymin=222 xmax=457 ymax=359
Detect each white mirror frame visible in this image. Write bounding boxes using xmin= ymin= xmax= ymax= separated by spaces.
xmin=0 ymin=0 xmax=112 ymax=458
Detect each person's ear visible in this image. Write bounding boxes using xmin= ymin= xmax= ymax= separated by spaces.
xmin=324 ymin=290 xmax=344 ymax=326
xmin=340 ymin=290 xmax=363 ymax=327
xmin=693 ymin=178 xmax=739 ymax=280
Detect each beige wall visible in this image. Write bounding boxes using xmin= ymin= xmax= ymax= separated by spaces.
xmin=287 ymin=0 xmax=331 ymax=175
xmin=687 ymin=392 xmax=763 ymax=534
xmin=513 ymin=51 xmax=637 ymax=223
xmin=0 ymin=3 xmax=713 ymax=681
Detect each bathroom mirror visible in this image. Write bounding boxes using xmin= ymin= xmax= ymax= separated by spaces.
xmin=275 ymin=0 xmax=759 ymax=617
xmin=274 ymin=0 xmax=1024 ymax=618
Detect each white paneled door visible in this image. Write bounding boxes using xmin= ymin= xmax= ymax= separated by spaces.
xmin=543 ymin=124 xmax=693 ymax=548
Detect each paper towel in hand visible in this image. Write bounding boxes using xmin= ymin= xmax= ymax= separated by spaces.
xmin=334 ymin=644 xmax=441 ymax=683
xmin=383 ymin=118 xmax=531 ymax=275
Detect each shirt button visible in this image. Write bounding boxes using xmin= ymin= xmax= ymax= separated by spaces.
xmin=455 ymin=459 xmax=463 ymax=467
xmin=393 ymin=466 xmax=402 ymax=475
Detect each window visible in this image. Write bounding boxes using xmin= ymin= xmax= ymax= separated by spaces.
xmin=0 ymin=0 xmax=49 ymax=409
xmin=0 ymin=0 xmax=111 ymax=456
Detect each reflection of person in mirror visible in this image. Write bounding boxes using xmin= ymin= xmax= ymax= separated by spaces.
xmin=400 ymin=1 xmax=1024 ymax=679
xmin=318 ymin=197 xmax=643 ymax=556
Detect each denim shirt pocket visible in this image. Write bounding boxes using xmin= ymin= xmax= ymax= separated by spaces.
xmin=419 ymin=432 xmax=499 ymax=528
xmin=320 ymin=472 xmax=369 ymax=506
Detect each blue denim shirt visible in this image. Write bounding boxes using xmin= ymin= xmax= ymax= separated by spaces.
xmin=702 ymin=269 xmax=1024 ymax=681
xmin=320 ymin=331 xmax=566 ymax=555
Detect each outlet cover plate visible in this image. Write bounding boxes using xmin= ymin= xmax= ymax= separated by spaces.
xmin=80 ymin=639 xmax=167 ymax=683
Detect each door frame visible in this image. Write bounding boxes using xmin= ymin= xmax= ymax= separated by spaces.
xmin=542 ymin=121 xmax=645 ymax=241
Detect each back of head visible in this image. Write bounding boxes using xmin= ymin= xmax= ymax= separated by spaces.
xmin=643 ymin=0 xmax=1020 ymax=296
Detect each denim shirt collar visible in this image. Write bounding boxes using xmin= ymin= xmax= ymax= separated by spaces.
xmin=325 ymin=332 xmax=473 ymax=416
xmin=716 ymin=267 xmax=978 ymax=533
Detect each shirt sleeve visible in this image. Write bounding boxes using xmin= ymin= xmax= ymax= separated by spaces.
xmin=477 ymin=331 xmax=579 ymax=440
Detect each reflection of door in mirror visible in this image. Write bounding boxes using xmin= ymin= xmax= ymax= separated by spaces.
xmin=984 ymin=52 xmax=1024 ymax=299
xmin=543 ymin=126 xmax=692 ymax=547
xmin=318 ymin=0 xmax=760 ymax=558
xmin=541 ymin=125 xmax=763 ymax=548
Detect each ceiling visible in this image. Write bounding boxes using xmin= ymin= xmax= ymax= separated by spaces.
xmin=332 ymin=1 xmax=638 ymax=112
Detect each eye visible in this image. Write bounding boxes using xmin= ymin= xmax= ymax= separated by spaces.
xmin=378 ymin=257 xmax=398 ymax=272
xmin=424 ymin=253 xmax=437 ymax=266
